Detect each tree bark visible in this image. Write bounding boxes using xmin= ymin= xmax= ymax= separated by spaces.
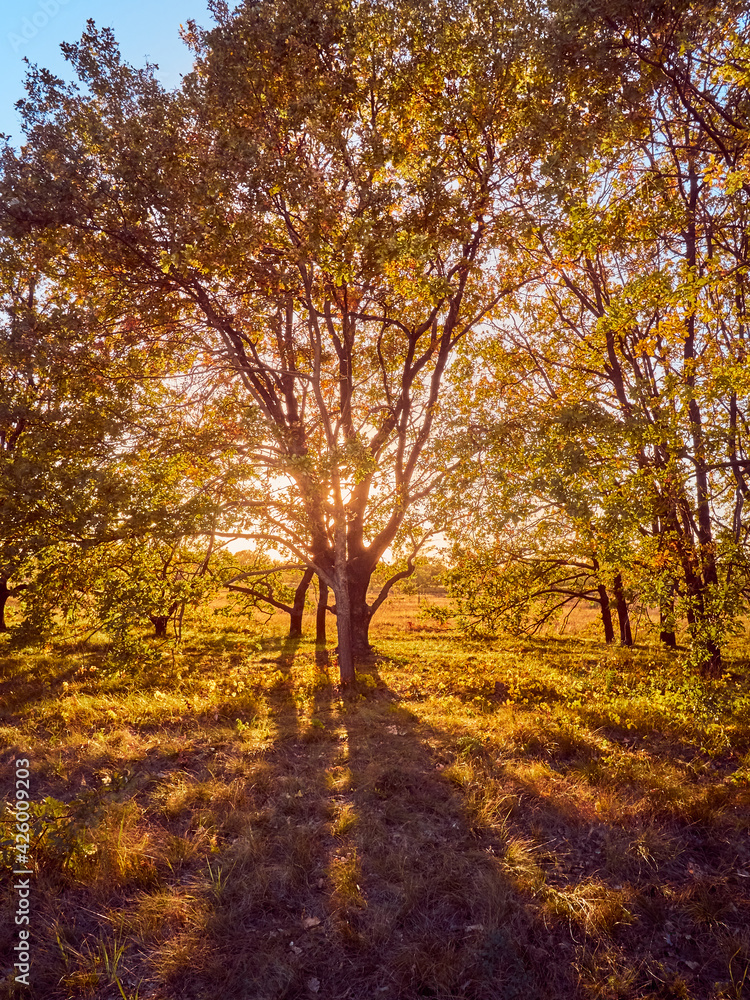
xmin=612 ymin=573 xmax=633 ymax=646
xmin=597 ymin=583 xmax=615 ymax=644
xmin=592 ymin=556 xmax=614 ymax=644
xmin=289 ymin=567 xmax=314 ymax=638
xmin=348 ymin=566 xmax=373 ymax=657
xmin=701 ymin=639 xmax=722 ymax=678
xmin=334 ymin=572 xmax=355 ymax=689
xmin=150 ymin=614 xmax=170 ymax=638
xmin=0 ymin=575 xmax=9 ymax=632
xmin=316 ymin=577 xmax=328 ymax=646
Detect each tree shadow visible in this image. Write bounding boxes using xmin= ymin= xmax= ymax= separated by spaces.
xmin=1 ymin=635 xmax=748 ymax=1000
xmin=150 ymin=658 xmax=580 ymax=1000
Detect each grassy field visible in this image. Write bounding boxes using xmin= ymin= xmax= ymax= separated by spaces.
xmin=1 ymin=597 xmax=749 ymax=1000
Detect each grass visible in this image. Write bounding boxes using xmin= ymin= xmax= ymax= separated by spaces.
xmin=0 ymin=596 xmax=748 ymax=999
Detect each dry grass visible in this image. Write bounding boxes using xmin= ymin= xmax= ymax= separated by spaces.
xmin=0 ymin=600 xmax=748 ymax=999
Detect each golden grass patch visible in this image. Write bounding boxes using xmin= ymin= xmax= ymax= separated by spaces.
xmin=0 ymin=606 xmax=748 ymax=999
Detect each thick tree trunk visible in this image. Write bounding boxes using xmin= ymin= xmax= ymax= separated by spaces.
xmin=289 ymin=567 xmax=314 ymax=638
xmin=316 ymin=577 xmax=328 ymax=646
xmin=331 ymin=551 xmax=375 ymax=686
xmin=334 ymin=573 xmax=355 ymax=689
xmin=0 ymin=575 xmax=9 ymax=632
xmin=350 ymin=605 xmax=372 ymax=656
xmin=612 ymin=573 xmax=633 ymax=646
xmin=332 ymin=513 xmax=356 ymax=687
xmin=597 ymin=584 xmax=615 ymax=644
xmin=701 ymin=639 xmax=723 ymax=678
xmin=348 ymin=568 xmax=372 ymax=657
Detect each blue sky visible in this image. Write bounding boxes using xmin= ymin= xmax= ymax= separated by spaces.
xmin=0 ymin=0 xmax=213 ymax=145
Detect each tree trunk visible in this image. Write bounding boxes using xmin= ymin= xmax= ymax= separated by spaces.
xmin=597 ymin=584 xmax=615 ymax=644
xmin=331 ymin=511 xmax=356 ymax=687
xmin=681 ymin=555 xmax=723 ymax=676
xmin=348 ymin=568 xmax=372 ymax=657
xmin=150 ymin=615 xmax=170 ymax=638
xmin=0 ymin=575 xmax=9 ymax=632
xmin=592 ymin=557 xmax=614 ymax=644
xmin=289 ymin=567 xmax=314 ymax=638
xmin=334 ymin=573 xmax=355 ymax=689
xmin=612 ymin=573 xmax=633 ymax=646
xmin=659 ymin=590 xmax=677 ymax=648
xmin=701 ymin=639 xmax=723 ymax=678
xmin=683 ymin=150 xmax=722 ymax=679
xmin=316 ymin=577 xmax=328 ymax=646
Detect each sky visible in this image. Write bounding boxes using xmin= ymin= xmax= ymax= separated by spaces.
xmin=0 ymin=0 xmax=213 ymax=146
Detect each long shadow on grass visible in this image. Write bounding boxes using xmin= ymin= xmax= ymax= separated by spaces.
xmin=160 ymin=654 xmax=579 ymax=1000
xmin=390 ymin=639 xmax=750 ymax=1000
xmin=3 ymin=636 xmax=748 ymax=1000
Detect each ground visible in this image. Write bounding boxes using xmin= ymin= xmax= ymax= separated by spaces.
xmin=0 ymin=596 xmax=749 ymax=999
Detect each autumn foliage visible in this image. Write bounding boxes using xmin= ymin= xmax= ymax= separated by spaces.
xmin=1 ymin=0 xmax=749 ymax=681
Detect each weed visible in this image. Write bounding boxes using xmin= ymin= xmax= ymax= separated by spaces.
xmin=545 ymin=881 xmax=636 ymax=936
xmin=328 ymin=850 xmax=365 ymax=908
xmin=331 ymin=801 xmax=358 ymax=837
xmin=206 ymin=859 xmax=235 ymax=900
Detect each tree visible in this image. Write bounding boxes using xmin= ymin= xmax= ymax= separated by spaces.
xmin=552 ymin=0 xmax=750 ymax=672
xmin=1 ymin=0 xmax=539 ymax=685
xmin=225 ymin=557 xmax=316 ymax=638
xmin=445 ymin=0 xmax=750 ymax=673
xmin=0 ymin=224 xmax=255 ymax=637
xmin=438 ymin=390 xmax=643 ymax=644
xmin=0 ymin=233 xmax=143 ymax=631
xmin=18 ymin=532 xmax=232 ymax=655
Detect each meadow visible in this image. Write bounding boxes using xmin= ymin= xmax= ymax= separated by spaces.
xmin=0 ymin=597 xmax=749 ymax=1000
